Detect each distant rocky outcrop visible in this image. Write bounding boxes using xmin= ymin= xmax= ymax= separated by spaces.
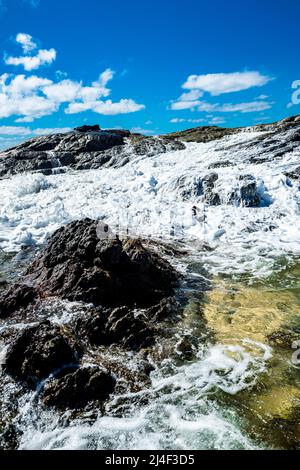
xmin=166 ymin=126 xmax=239 ymax=143
xmin=0 ymin=126 xmax=184 ymax=177
xmin=166 ymin=115 xmax=300 ymax=144
xmin=1 ymin=116 xmax=300 ymax=178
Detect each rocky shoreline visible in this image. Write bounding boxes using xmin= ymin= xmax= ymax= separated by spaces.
xmin=1 ymin=116 xmax=300 ymax=449
xmin=0 ymin=219 xmax=187 ymax=420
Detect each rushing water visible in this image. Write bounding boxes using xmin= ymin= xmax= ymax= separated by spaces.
xmin=0 ymin=129 xmax=300 ymax=449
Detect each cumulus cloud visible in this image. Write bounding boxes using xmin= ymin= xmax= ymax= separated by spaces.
xmin=66 ymin=98 xmax=145 ymax=116
xmin=182 ymin=71 xmax=273 ymax=95
xmin=5 ymin=48 xmax=56 ymax=71
xmin=0 ymin=69 xmax=145 ymax=121
xmin=16 ymin=33 xmax=37 ymax=53
xmin=1 ymin=34 xmax=144 ymax=121
xmin=169 ymin=70 xmax=274 ymax=116
xmin=5 ymin=33 xmax=56 ymax=71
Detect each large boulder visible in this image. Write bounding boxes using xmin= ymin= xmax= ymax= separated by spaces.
xmin=26 ymin=219 xmax=178 ymax=307
xmin=0 ymin=128 xmax=126 ymax=177
xmin=4 ymin=321 xmax=80 ymax=386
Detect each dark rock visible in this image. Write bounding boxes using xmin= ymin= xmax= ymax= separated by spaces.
xmin=208 ymin=160 xmax=232 ymax=169
xmin=4 ymin=321 xmax=80 ymax=387
xmin=202 ymin=173 xmax=221 ymax=206
xmin=43 ymin=366 xmax=116 ymax=408
xmin=76 ymin=298 xmax=179 ymax=351
xmin=26 ymin=219 xmax=178 ymax=307
xmin=145 ymin=297 xmax=180 ymax=322
xmin=267 ymin=328 xmax=300 ymax=349
xmin=285 ymin=166 xmax=300 ymax=180
xmin=229 ymin=175 xmax=261 ymax=207
xmin=0 ymin=130 xmax=184 ymax=177
xmin=0 ymin=283 xmax=38 ymax=318
xmin=176 ymin=336 xmax=197 ymax=359
xmin=105 ymin=307 xmax=154 ymax=350
xmin=0 ymin=130 xmax=126 ymax=177
xmin=105 ymin=129 xmax=131 ymax=138
xmin=166 ymin=126 xmax=239 ymax=143
xmin=74 ymin=125 xmax=101 ymax=133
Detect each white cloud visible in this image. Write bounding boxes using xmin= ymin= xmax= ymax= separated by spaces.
xmin=0 ymin=69 xmax=145 ymax=121
xmin=16 ymin=33 xmax=37 ymax=53
xmin=5 ymin=33 xmax=56 ymax=71
xmin=208 ymin=117 xmax=226 ymax=125
xmin=1 ymin=34 xmax=144 ymax=121
xmin=256 ymin=94 xmax=269 ymax=100
xmin=96 ymin=68 xmax=114 ymax=88
xmin=0 ymin=125 xmax=31 ymax=135
xmin=170 ymin=100 xmax=201 ymax=110
xmin=182 ymin=71 xmax=272 ymax=95
xmin=217 ymin=100 xmax=272 ymax=113
xmin=196 ymin=100 xmax=272 ymax=114
xmin=15 ymin=116 xmax=35 ymax=123
xmin=5 ymin=74 xmax=52 ymax=95
xmin=131 ymin=126 xmax=156 ymax=135
xmin=178 ymin=90 xmax=203 ymax=101
xmin=5 ymin=48 xmax=56 ymax=71
xmin=55 ymin=70 xmax=68 ymax=79
xmin=66 ymin=98 xmax=145 ymax=115
xmin=43 ymin=79 xmax=82 ymax=102
xmin=170 ymin=89 xmax=203 ymax=111
xmin=170 ymin=118 xmax=205 ymax=123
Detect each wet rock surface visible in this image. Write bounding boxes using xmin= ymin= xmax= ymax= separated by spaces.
xmin=26 ymin=219 xmax=178 ymax=307
xmin=43 ymin=366 xmax=116 ymax=408
xmin=4 ymin=321 xmax=80 ymax=387
xmin=0 ymin=283 xmax=38 ymax=318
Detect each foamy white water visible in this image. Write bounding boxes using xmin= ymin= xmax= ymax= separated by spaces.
xmin=15 ymin=340 xmax=270 ymax=450
xmin=1 ymin=129 xmax=300 ymax=277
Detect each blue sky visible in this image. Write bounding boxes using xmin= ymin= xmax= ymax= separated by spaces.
xmin=0 ymin=0 xmax=300 ymax=148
